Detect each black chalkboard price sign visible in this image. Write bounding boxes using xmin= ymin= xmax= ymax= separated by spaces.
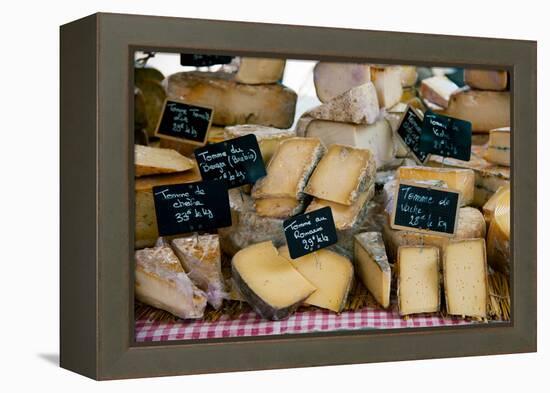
xmin=396 ymin=105 xmax=429 ymax=164
xmin=180 ymin=54 xmax=234 ymax=67
xmin=391 ymin=181 xmax=461 ymax=236
xmin=420 ymin=111 xmax=472 ymax=161
xmin=283 ymin=207 xmax=338 ymax=259
xmin=194 ymin=134 xmax=267 ymax=189
xmin=152 ymin=180 xmax=231 ymax=236
xmin=155 ymin=99 xmax=213 ymax=145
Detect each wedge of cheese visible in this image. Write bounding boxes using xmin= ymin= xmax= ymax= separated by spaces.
xmin=313 ymin=62 xmax=371 ymax=102
xmin=419 ymin=76 xmax=459 ymax=109
xmin=232 ymin=241 xmax=316 ymax=320
xmin=443 ymin=239 xmax=488 ymax=318
xmin=305 ymin=144 xmax=376 ymax=206
xmin=397 ymin=166 xmax=475 ymax=206
xmin=134 ymin=144 xmax=195 ymax=177
xmin=400 ymin=66 xmax=418 ymax=87
xmin=279 ymin=247 xmax=354 ymax=312
xmin=166 ymin=71 xmax=297 ymax=128
xmin=370 ymin=65 xmax=403 ymax=108
xmin=442 ymin=90 xmax=510 ymax=132
xmin=464 ymin=69 xmax=508 ymax=91
xmin=354 ymin=232 xmax=392 ymax=308
xmin=224 ymin=125 xmax=295 ymax=164
xmin=482 ymin=184 xmax=510 ymax=225
xmin=303 ymin=119 xmax=395 ymax=168
xmin=484 ymin=127 xmax=510 ymax=166
xmin=135 ymin=246 xmax=207 ymax=319
xmin=487 ymin=187 xmax=510 ymax=274
xmin=235 ymin=57 xmax=285 ymax=84
xmin=397 ymin=246 xmax=440 ymax=315
xmin=254 ymin=197 xmax=306 ymax=219
xmin=252 ymin=137 xmax=325 ymax=199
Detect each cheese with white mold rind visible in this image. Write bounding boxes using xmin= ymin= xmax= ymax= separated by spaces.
xmin=370 ymin=66 xmax=403 ymax=108
xmin=252 ymin=137 xmax=325 ymax=200
xmin=254 ymin=197 xmax=307 ymax=219
xmin=235 ymin=57 xmax=285 ymax=84
xmin=171 ymin=234 xmax=227 ymax=309
xmin=305 ymin=144 xmax=376 ymax=206
xmin=304 ymin=119 xmax=395 ymax=168
xmin=464 ymin=69 xmax=508 ymax=91
xmin=354 ymin=232 xmax=392 ymax=308
xmin=134 ymin=144 xmax=195 ymax=177
xmin=443 ymin=239 xmax=488 ymax=318
xmin=484 ymin=127 xmax=510 ymax=166
xmin=419 ymin=76 xmax=460 ymax=109
xmin=135 ymin=246 xmax=207 ymax=319
xmin=231 ymin=241 xmax=316 ymax=320
xmin=313 ymin=62 xmax=371 ymax=103
xmin=166 ymin=71 xmax=297 ymax=128
xmin=397 ymin=166 xmax=475 ymax=206
xmin=279 ymin=246 xmax=354 ymax=313
xmin=487 ymin=187 xmax=510 ymax=274
xmin=397 ymin=246 xmax=440 ymax=316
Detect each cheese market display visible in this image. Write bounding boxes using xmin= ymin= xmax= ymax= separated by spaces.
xmin=133 ymin=54 xmax=512 ymax=339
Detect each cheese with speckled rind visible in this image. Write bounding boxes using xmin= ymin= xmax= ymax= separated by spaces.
xmin=313 ymin=62 xmax=371 ymax=103
xmin=464 ymin=69 xmax=508 ymax=91
xmin=235 ymin=57 xmax=285 ymax=84
xmin=135 ymin=144 xmax=195 ymax=177
xmin=370 ymin=66 xmax=403 ymax=108
xmin=419 ymin=76 xmax=459 ymax=109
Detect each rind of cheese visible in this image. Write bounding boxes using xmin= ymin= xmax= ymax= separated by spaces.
xmin=354 ymin=232 xmax=392 ymax=308
xmin=224 ymin=124 xmax=295 ymax=164
xmin=419 ymin=76 xmax=459 ymax=109
xmin=464 ymin=69 xmax=508 ymax=91
xmin=231 ymin=241 xmax=316 ymax=320
xmin=442 ymin=90 xmax=510 ymax=132
xmin=370 ymin=66 xmax=403 ymax=108
xmin=304 ymin=119 xmax=395 ymax=168
xmin=397 ymin=246 xmax=440 ymax=316
xmin=135 ymin=246 xmax=207 ymax=319
xmin=482 ymin=184 xmax=510 ymax=225
xmin=166 ymin=71 xmax=297 ymax=128
xmin=254 ymin=197 xmax=306 ymax=219
xmin=279 ymin=247 xmax=354 ymax=312
xmin=252 ymin=137 xmax=325 ymax=199
xmin=313 ymin=62 xmax=371 ymax=103
xmin=235 ymin=57 xmax=285 ymax=84
xmin=135 ymin=168 xmax=202 ymax=248
xmin=305 ymin=144 xmax=376 ymax=206
xmin=305 ymin=82 xmax=380 ymax=125
xmin=400 ymin=66 xmax=418 ymax=87
xmin=397 ymin=166 xmax=475 ymax=206
xmin=134 ymin=144 xmax=195 ymax=177
xmin=484 ymin=127 xmax=510 ymax=166
xmin=487 ymin=187 xmax=510 ymax=274
xmin=443 ymin=239 xmax=488 ymax=318
xmin=171 ymin=234 xmax=227 ymax=309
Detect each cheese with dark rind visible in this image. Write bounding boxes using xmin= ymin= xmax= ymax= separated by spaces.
xmin=464 ymin=69 xmax=508 ymax=91
xmin=313 ymin=62 xmax=371 ymax=102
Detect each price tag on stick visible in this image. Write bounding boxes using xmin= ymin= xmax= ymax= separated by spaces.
xmin=420 ymin=111 xmax=472 ymax=161
xmin=283 ymin=207 xmax=338 ymax=259
xmin=396 ymin=105 xmax=430 ymax=164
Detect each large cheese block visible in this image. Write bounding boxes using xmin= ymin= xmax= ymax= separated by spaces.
xmin=171 ymin=235 xmax=227 ymax=309
xmin=235 ymin=57 xmax=285 ymax=84
xmin=397 ymin=166 xmax=475 ymax=206
xmin=464 ymin=69 xmax=508 ymax=91
xmin=397 ymin=246 xmax=440 ymax=316
xmin=135 ymin=167 xmax=202 ymax=248
xmin=484 ymin=127 xmax=510 ymax=166
xmin=482 ymin=184 xmax=510 ymax=225
xmin=224 ymin=125 xmax=295 ymax=164
xmin=486 ymin=187 xmax=510 ymax=274
xmin=305 ymin=82 xmax=380 ymax=125
xmin=254 ymin=197 xmax=306 ymax=219
xmin=231 ymin=241 xmax=316 ymax=320
xmin=135 ymin=246 xmax=207 ymax=319
xmin=303 ymin=119 xmax=395 ymax=168
xmin=442 ymin=90 xmax=510 ymax=132
xmin=382 ymin=207 xmax=486 ymax=263
xmin=443 ymin=239 xmax=488 ymax=318
xmin=166 ymin=71 xmax=297 ymax=128
xmin=279 ymin=247 xmax=354 ymax=312
xmin=252 ymin=137 xmax=325 ymax=199
xmin=134 ymin=144 xmax=195 ymax=177
xmin=370 ymin=66 xmax=403 ymax=108
xmin=354 ymin=232 xmax=392 ymax=308
xmin=419 ymin=76 xmax=459 ymax=109
xmin=304 ymin=144 xmax=376 ymax=206
xmin=400 ymin=66 xmax=418 ymax=87
xmin=313 ymin=62 xmax=371 ymax=102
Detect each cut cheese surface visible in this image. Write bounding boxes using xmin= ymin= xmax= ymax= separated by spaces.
xmin=134 ymin=144 xmax=195 ymax=177
xmin=370 ymin=66 xmax=403 ymax=108
xmin=279 ymin=247 xmax=354 ymax=312
xmin=235 ymin=57 xmax=285 ymax=84
xmin=444 ymin=239 xmax=488 ymax=318
xmin=419 ymin=76 xmax=459 ymax=109
xmin=232 ymin=241 xmax=316 ymax=320
xmin=254 ymin=197 xmax=304 ymax=219
xmin=464 ymin=69 xmax=508 ymax=91
xmin=397 ymin=246 xmax=440 ymax=315
xmin=313 ymin=62 xmax=371 ymax=102
xmin=354 ymin=232 xmax=392 ymax=308
xmin=487 ymin=187 xmax=510 ymax=274
xmin=305 ymin=144 xmax=376 ymax=206
xmin=252 ymin=137 xmax=325 ymax=199
xmin=484 ymin=127 xmax=510 ymax=166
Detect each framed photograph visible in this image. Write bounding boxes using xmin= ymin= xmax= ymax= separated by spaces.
xmin=60 ymin=12 xmax=536 ymax=380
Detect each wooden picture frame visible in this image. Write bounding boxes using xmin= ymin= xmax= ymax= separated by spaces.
xmin=60 ymin=12 xmax=537 ymax=380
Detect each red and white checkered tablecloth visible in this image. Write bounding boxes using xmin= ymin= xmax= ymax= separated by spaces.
xmin=135 ymin=306 xmax=476 ymax=342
